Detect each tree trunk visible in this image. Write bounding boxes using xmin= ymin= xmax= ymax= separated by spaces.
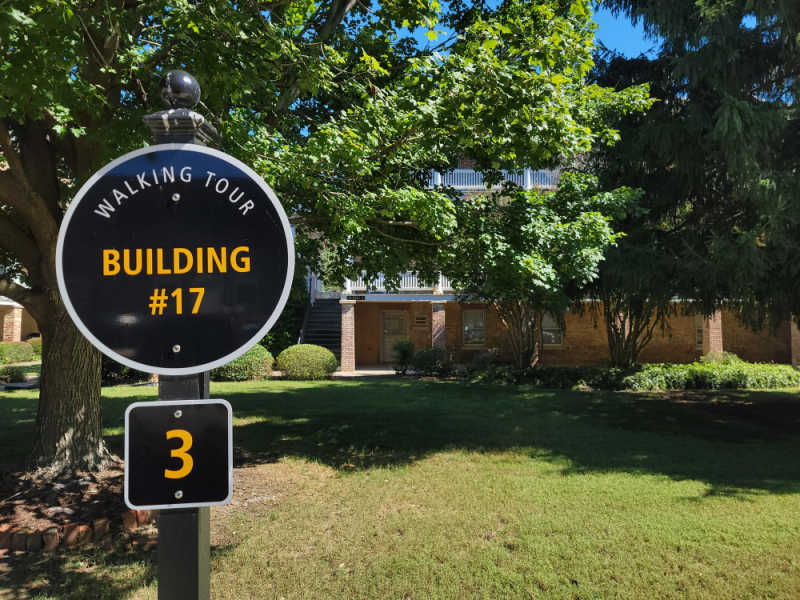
xmin=28 ymin=295 xmax=109 ymax=475
xmin=495 ymin=300 xmax=542 ymax=370
xmin=600 ymin=293 xmax=670 ymax=369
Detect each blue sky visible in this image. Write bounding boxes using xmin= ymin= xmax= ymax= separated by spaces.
xmin=593 ymin=7 xmax=659 ymax=57
xmin=408 ymin=5 xmax=659 ymax=58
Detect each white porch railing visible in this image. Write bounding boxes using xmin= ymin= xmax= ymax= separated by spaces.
xmin=429 ymin=168 xmax=560 ymax=190
xmin=345 ymin=272 xmax=454 ymax=293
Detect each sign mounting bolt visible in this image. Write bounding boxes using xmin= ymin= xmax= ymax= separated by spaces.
xmin=172 ymin=344 xmax=181 ymax=353
xmin=174 ymin=490 xmax=183 ymax=500
xmin=171 ymin=193 xmax=181 ymax=203
xmin=174 ymin=409 xmax=182 ymax=419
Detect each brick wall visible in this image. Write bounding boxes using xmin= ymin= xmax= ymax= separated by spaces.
xmin=340 ymin=301 xmax=356 ymax=371
xmin=347 ymin=300 xmax=793 ymax=367
xmin=541 ymin=308 xmax=609 ymax=366
xmin=791 ymin=322 xmax=800 ymax=368
xmin=20 ymin=309 xmax=39 ymax=339
xmin=638 ymin=313 xmax=698 ymax=363
xmin=354 ymin=302 xmax=433 ymax=365
xmin=720 ymin=309 xmax=790 ymax=363
xmin=1 ymin=306 xmax=23 ymax=342
xmin=431 ymin=302 xmax=446 ymax=349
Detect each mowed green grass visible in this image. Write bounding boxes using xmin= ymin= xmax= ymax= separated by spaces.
xmin=2 ymin=379 xmax=800 ymax=599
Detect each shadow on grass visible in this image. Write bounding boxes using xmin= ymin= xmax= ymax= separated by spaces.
xmin=3 ymin=379 xmax=800 ymax=596
xmin=0 ymin=540 xmax=156 ymax=600
xmin=199 ymin=380 xmax=800 ymax=499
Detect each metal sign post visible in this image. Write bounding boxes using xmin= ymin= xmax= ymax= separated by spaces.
xmin=54 ymin=71 xmax=295 ymax=600
xmin=146 ymin=71 xmax=215 ymax=600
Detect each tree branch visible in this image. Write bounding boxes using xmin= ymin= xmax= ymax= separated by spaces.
xmin=0 ymin=213 xmax=40 ymax=273
xmin=368 ymin=224 xmax=442 ymax=246
xmin=0 ymin=123 xmax=59 ymax=244
xmin=0 ymin=277 xmax=36 ymax=306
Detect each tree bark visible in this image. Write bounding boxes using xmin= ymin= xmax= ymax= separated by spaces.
xmin=28 ymin=294 xmax=109 ymax=475
xmin=495 ymin=300 xmax=542 ymax=370
xmin=599 ymin=293 xmax=671 ymax=368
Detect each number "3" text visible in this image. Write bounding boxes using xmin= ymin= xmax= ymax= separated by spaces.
xmin=164 ymin=429 xmax=194 ymax=479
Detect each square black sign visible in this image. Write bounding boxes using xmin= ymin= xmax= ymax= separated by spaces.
xmin=125 ymin=399 xmax=232 ymax=510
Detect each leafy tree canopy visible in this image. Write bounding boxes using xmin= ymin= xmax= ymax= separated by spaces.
xmin=595 ymin=0 xmax=800 ymax=329
xmin=445 ymin=173 xmax=642 ymax=368
xmin=0 ymin=0 xmax=648 ymax=471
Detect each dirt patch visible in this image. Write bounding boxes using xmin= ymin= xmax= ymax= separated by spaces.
xmin=0 ymin=457 xmax=127 ymax=533
xmin=211 ymin=461 xmax=334 ymax=548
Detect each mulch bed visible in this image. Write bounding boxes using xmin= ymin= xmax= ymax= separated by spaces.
xmin=0 ymin=456 xmax=155 ymax=555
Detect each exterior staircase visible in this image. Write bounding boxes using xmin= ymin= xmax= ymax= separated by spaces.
xmin=299 ymin=299 xmax=342 ymax=362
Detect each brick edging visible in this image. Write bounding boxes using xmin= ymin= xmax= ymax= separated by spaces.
xmin=0 ymin=509 xmax=157 ymax=556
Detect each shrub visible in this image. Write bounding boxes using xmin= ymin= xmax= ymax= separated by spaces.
xmin=700 ymin=351 xmax=743 ymax=365
xmin=411 ymin=347 xmax=452 ymax=376
xmin=519 ymin=366 xmax=635 ymax=390
xmin=621 ymin=361 xmax=800 ymax=391
xmin=28 ymin=337 xmax=42 ymax=356
xmin=470 ymin=349 xmax=502 ymax=371
xmin=0 ymin=365 xmax=27 ymax=383
xmin=392 ymin=339 xmax=415 ymax=374
xmin=277 ymin=344 xmax=338 ymax=380
xmin=101 ymin=356 xmax=150 ymax=385
xmin=211 ymin=345 xmax=274 ymax=382
xmin=0 ymin=341 xmax=36 ymax=364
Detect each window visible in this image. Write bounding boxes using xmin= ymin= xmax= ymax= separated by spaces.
xmin=462 ymin=310 xmax=486 ymax=346
xmin=695 ymin=314 xmax=703 ymax=350
xmin=542 ymin=313 xmax=563 ymax=346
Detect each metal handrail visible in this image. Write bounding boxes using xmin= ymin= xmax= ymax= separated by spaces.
xmin=428 ymin=168 xmax=560 ymax=190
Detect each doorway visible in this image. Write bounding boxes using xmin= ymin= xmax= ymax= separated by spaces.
xmin=381 ymin=311 xmax=407 ymax=364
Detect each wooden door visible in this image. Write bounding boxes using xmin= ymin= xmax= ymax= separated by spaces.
xmin=381 ymin=311 xmax=407 ymax=363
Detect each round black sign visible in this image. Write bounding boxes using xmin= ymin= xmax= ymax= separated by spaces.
xmin=56 ymin=144 xmax=294 ymax=375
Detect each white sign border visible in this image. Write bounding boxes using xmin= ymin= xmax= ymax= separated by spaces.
xmin=124 ymin=398 xmax=234 ymax=511
xmin=55 ymin=143 xmax=295 ymax=376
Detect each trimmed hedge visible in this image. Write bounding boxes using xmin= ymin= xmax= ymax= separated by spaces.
xmin=392 ymin=339 xmax=415 ymax=374
xmin=412 ymin=347 xmax=451 ymax=376
xmin=0 ymin=365 xmax=27 ymax=383
xmin=457 ymin=352 xmax=800 ymax=391
xmin=622 ymin=361 xmax=800 ymax=391
xmin=277 ymin=344 xmax=337 ymax=380
xmin=211 ymin=345 xmax=274 ymax=382
xmin=28 ymin=337 xmax=42 ymax=356
xmin=0 ymin=341 xmax=36 ymax=364
xmin=102 ymin=356 xmax=150 ymax=385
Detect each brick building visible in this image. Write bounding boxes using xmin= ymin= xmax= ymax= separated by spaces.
xmin=300 ymin=168 xmax=800 ymax=371
xmin=0 ymin=296 xmax=39 ymax=342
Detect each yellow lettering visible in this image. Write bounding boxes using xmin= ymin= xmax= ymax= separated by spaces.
xmin=123 ymin=249 xmax=142 ymax=276
xmin=189 ymin=288 xmax=205 ymax=314
xmin=173 ymin=248 xmax=193 ymax=274
xmin=102 ymin=249 xmax=120 ymax=276
xmin=230 ymin=246 xmax=251 ymax=272
xmin=171 ymin=288 xmax=183 ymax=314
xmin=156 ymin=248 xmax=171 ymax=274
xmin=207 ymin=247 xmax=227 ymax=273
xmin=196 ymin=247 xmax=204 ymax=274
xmin=164 ymin=429 xmax=193 ymax=479
xmin=146 ymin=248 xmax=153 ymax=275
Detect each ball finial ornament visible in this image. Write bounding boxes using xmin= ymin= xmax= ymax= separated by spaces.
xmin=160 ymin=70 xmax=201 ymax=109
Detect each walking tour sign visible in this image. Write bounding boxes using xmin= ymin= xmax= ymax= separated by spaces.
xmin=55 ymin=70 xmax=294 ymax=599
xmin=56 ymin=143 xmax=294 ymax=375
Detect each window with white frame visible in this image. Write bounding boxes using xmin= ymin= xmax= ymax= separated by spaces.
xmin=462 ymin=310 xmax=486 ymax=346
xmin=695 ymin=314 xmax=703 ymax=350
xmin=542 ymin=313 xmax=563 ymax=346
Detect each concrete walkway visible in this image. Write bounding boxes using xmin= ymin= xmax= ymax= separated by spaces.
xmin=333 ymin=367 xmax=397 ymax=378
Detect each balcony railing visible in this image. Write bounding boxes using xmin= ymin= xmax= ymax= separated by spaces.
xmin=429 ymin=168 xmax=560 ymax=190
xmin=346 ymin=272 xmax=453 ymax=293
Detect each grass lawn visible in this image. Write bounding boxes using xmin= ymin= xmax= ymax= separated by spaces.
xmin=2 ymin=379 xmax=800 ymax=599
